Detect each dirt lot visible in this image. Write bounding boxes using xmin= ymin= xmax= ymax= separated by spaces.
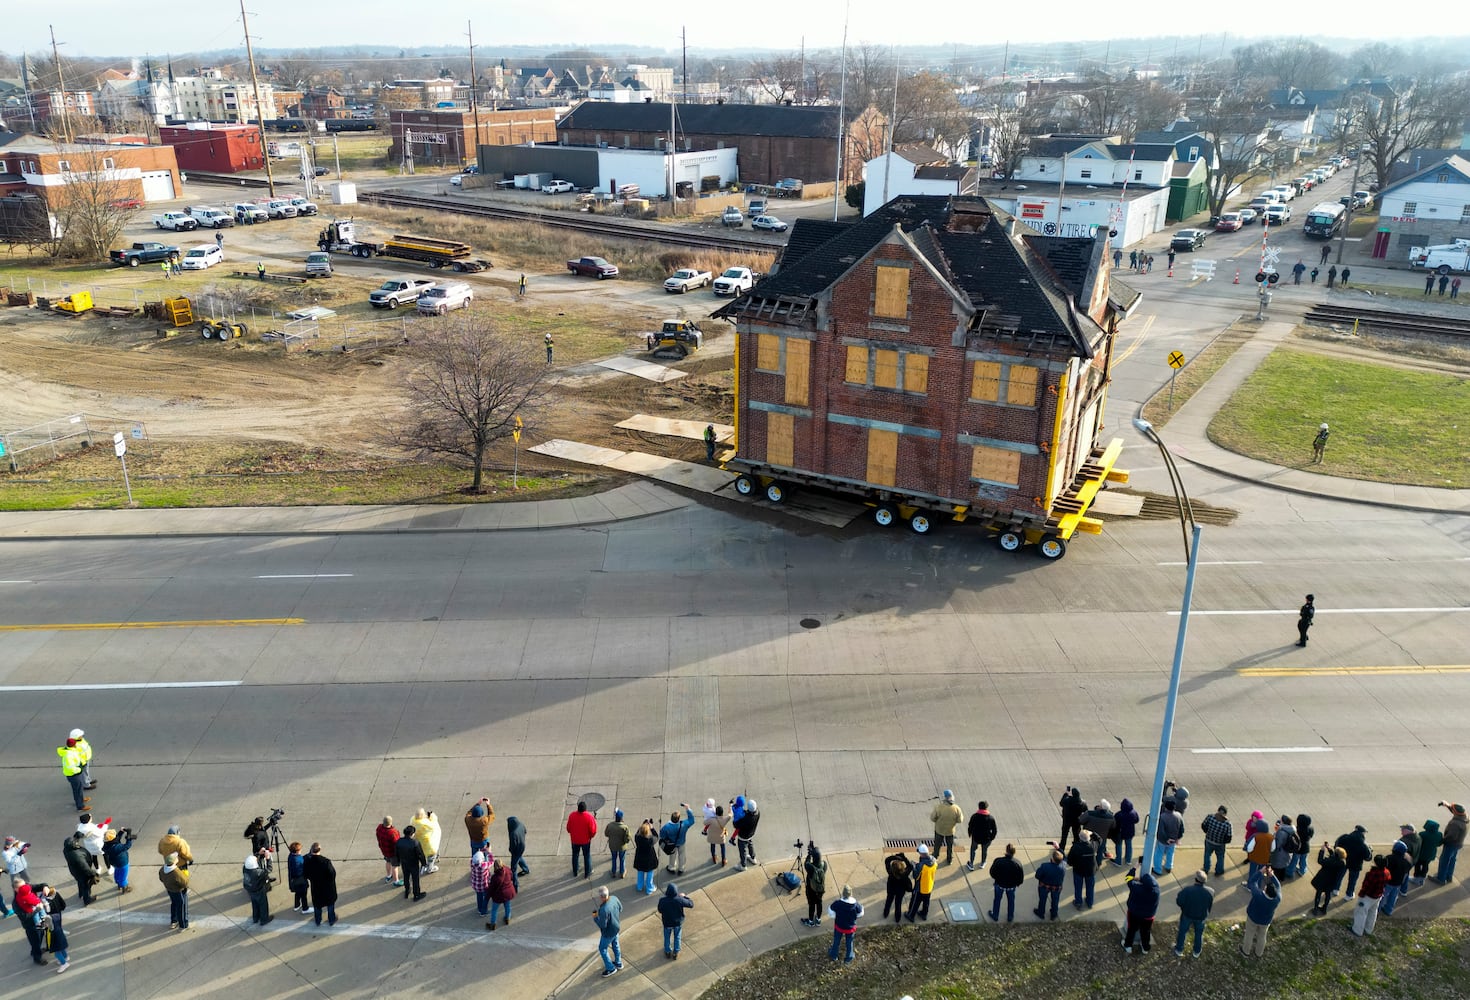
xmin=0 ymin=213 xmax=739 ymax=476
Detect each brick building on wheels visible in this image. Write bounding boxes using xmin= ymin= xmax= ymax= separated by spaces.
xmin=712 ymin=195 xmax=1130 ymax=559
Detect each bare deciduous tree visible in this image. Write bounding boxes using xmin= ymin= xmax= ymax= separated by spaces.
xmin=747 ymin=52 xmax=804 ymax=104
xmin=398 ymin=315 xmax=550 ymax=493
xmin=1357 ymin=77 xmax=1470 ymax=193
xmin=1186 ymin=78 xmax=1277 ymax=217
xmin=43 ymin=140 xmax=139 ymax=260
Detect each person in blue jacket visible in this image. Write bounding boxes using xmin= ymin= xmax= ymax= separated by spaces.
xmin=1121 ymin=868 xmax=1160 ymax=953
xmin=660 ymin=805 xmax=696 ymax=876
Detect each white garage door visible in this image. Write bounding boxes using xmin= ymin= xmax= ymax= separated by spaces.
xmin=140 ymin=170 xmax=175 ymax=202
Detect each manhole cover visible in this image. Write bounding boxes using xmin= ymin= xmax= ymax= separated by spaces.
xmin=799 ymin=618 xmax=821 ymax=630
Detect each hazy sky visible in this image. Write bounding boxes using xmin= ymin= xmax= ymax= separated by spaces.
xmin=5 ymin=0 xmax=1439 ymax=59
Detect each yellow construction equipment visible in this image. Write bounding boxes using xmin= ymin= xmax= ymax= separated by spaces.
xmin=164 ymin=296 xmax=193 ymax=326
xmin=54 ymin=291 xmax=93 ymax=313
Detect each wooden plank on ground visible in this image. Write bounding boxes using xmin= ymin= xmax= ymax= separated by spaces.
xmin=614 ymin=415 xmax=734 ymax=441
xmin=594 ymin=356 xmax=687 ymax=382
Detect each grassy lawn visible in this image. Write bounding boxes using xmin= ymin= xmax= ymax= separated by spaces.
xmin=1141 ymin=324 xmax=1254 ymax=429
xmin=1208 ymin=348 xmax=1470 ymax=487
xmin=0 ymin=442 xmax=606 ymax=510
xmin=700 ymin=918 xmax=1470 ymax=1000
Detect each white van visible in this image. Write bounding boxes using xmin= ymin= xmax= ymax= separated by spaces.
xmin=181 ymin=244 xmax=224 ymax=270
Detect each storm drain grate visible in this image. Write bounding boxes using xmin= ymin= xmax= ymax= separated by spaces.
xmin=882 ymin=837 xmax=934 ymax=851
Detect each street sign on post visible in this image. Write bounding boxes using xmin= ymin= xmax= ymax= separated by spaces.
xmin=1166 ymin=351 xmax=1186 ymax=410
xmin=113 ymin=432 xmax=134 ymax=504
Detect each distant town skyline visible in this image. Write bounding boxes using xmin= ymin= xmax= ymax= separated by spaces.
xmin=2 ymin=0 xmax=1440 ymax=62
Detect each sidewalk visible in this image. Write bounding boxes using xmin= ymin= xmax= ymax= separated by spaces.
xmin=1153 ymin=319 xmax=1470 ymax=516
xmin=0 ymin=481 xmax=693 ymax=539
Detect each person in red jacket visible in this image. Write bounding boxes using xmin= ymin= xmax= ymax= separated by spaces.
xmin=486 ymin=858 xmax=516 ymax=930
xmin=376 ymin=817 xmax=401 ymax=887
xmin=567 ymin=802 xmax=598 ymax=880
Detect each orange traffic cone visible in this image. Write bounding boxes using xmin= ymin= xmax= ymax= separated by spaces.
xmin=1233 ymin=269 xmax=1240 ymax=284
xmin=1167 ymin=265 xmax=1174 ymax=277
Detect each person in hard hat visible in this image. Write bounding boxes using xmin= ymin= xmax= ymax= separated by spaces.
xmin=57 ymin=739 xmax=89 ymax=811
xmin=544 ymin=333 xmax=554 ymax=365
xmin=71 ymin=729 xmax=96 ymax=790
xmin=1312 ymin=423 xmax=1329 ymax=464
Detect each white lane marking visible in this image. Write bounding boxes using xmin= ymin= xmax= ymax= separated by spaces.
xmin=68 ymin=907 xmax=598 ymax=952
xmin=1192 ymin=747 xmax=1334 ymax=755
xmin=0 ymin=681 xmax=242 ymax=692
xmin=1172 ymin=607 xmax=1470 ymax=616
xmin=0 ymin=580 xmax=33 ymax=584
xmin=1157 ymin=560 xmax=1263 ymax=566
xmin=255 ymin=573 xmax=354 ymax=579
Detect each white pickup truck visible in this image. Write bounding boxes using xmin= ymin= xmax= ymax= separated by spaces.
xmin=1409 ymin=239 xmax=1470 ymax=275
xmin=187 ymin=206 xmax=234 ymax=229
xmin=664 ymin=268 xmax=712 ymax=293
xmin=153 ymin=211 xmax=199 ymax=232
xmin=712 ymin=266 xmax=759 ymax=297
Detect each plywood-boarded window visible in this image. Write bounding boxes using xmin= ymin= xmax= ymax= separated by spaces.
xmin=766 ymin=412 xmax=793 ymax=467
xmin=784 ymin=339 xmax=810 ymax=406
xmin=903 ymin=353 xmax=929 ymax=394
xmin=971 ymin=361 xmax=1002 ymax=401
xmin=866 ymin=428 xmax=898 ymax=485
xmin=873 ymin=266 xmax=910 ymax=319
xmin=1007 ymin=365 xmax=1039 ymax=406
xmin=756 ymin=334 xmax=781 ymax=372
xmin=874 ymin=349 xmax=900 ymax=389
xmin=844 ymin=344 xmax=868 ymax=384
xmin=971 ymin=445 xmax=1021 ymax=486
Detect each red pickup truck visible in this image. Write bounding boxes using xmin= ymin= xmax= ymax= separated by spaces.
xmin=567 ymin=255 xmax=619 ymax=279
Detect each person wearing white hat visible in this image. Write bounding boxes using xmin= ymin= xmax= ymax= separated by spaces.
xmin=70 ymin=730 xmax=95 ymax=790
xmin=905 ymin=843 xmax=937 ymax=922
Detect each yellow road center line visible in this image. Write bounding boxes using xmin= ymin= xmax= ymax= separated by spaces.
xmin=0 ymin=618 xmax=305 ymax=632
xmin=1240 ymin=664 xmax=1470 ymax=677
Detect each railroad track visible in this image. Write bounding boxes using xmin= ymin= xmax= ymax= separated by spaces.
xmin=1304 ymin=303 xmax=1470 ymax=339
xmin=361 ymin=190 xmax=784 ymax=254
xmin=186 ymin=172 xmax=271 ymax=189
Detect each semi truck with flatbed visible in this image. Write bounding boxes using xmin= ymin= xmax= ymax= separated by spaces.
xmin=316 ymin=219 xmax=492 ymax=272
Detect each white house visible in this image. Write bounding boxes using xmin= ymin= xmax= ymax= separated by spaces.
xmin=861 ymin=145 xmax=975 ymax=216
xmin=1014 ymin=136 xmax=1176 ymax=188
xmin=1374 ymin=153 xmax=1470 ymax=261
xmin=981 ymin=183 xmax=1171 ymax=249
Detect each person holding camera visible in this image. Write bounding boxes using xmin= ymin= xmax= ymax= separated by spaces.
xmin=412 ymin=809 xmax=441 ymax=876
xmin=242 ymin=852 xmax=273 ymax=926
xmin=102 ymin=828 xmax=136 ymax=894
xmin=465 ymin=798 xmax=495 ymax=856
xmin=657 ymin=883 xmax=694 ymax=959
xmin=882 ymin=850 xmax=913 ymax=924
xmin=1434 ymin=801 xmax=1468 ymax=884
xmin=801 ymin=843 xmax=828 ymax=926
xmin=732 ymin=797 xmax=760 ymax=869
xmin=633 ymin=820 xmax=660 ymax=895
xmin=245 ymin=817 xmax=272 ymax=856
xmin=1057 ymin=786 xmax=1085 ymax=853
xmin=660 ymin=804 xmax=695 ymax=876
xmin=4 ymin=835 xmax=32 ymax=892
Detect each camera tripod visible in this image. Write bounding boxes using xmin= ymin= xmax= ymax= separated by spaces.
xmin=265 ymin=820 xmax=292 ymax=884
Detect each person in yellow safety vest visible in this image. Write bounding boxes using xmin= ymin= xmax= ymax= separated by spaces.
xmin=58 ymin=739 xmax=90 ymax=811
xmin=161 ymin=260 xmax=171 ymax=280
xmin=71 ymin=728 xmax=95 ymax=789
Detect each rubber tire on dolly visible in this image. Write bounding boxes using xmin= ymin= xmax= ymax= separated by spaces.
xmin=873 ymin=504 xmax=897 ymax=527
xmin=764 ymin=482 xmax=788 ymax=504
xmin=734 ymin=475 xmax=756 ymax=497
xmin=1037 ymin=537 xmax=1067 ymax=560
xmin=909 ymin=511 xmax=933 ymax=535
xmin=997 ymin=530 xmax=1024 ymax=552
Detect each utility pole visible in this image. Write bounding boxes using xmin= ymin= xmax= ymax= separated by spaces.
xmin=882 ymin=48 xmax=898 ymax=207
xmin=241 ymin=0 xmax=276 ymax=197
xmin=832 ymin=11 xmax=848 ymax=222
xmin=1336 ymin=102 xmax=1364 ymax=267
xmin=466 ymin=21 xmax=482 ymax=166
xmin=49 ymin=25 xmax=72 ymax=144
xmin=682 ymin=26 xmax=688 ymax=105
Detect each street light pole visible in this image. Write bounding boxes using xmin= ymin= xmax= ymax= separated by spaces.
xmin=1132 ymin=417 xmax=1201 ymax=876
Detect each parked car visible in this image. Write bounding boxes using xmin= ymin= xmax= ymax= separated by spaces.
xmin=751 ymin=215 xmax=788 ymax=232
xmin=1215 ymin=212 xmax=1244 ymax=232
xmin=542 ymin=180 xmax=574 ymax=194
xmin=1292 ymin=176 xmax=1313 ymax=193
xmin=1170 ymin=229 xmax=1208 ymax=252
xmin=1270 ymin=184 xmax=1295 ymax=202
xmin=234 ymin=202 xmax=268 ymax=225
xmin=304 ymin=251 xmax=333 ymax=277
xmin=1353 ymin=190 xmax=1374 ymax=210
xmin=187 ymin=206 xmax=234 ymax=229
xmin=416 ymin=281 xmax=474 ymax=314
xmin=262 ymin=199 xmax=298 ymax=219
xmin=152 ymin=211 xmax=199 ymax=232
xmin=721 ymin=206 xmax=744 ymax=228
xmin=180 ymin=243 xmax=224 ymax=270
xmin=289 ymin=196 xmax=319 ymax=216
xmin=567 ymin=256 xmax=619 ymax=279
xmin=450 ymin=174 xmax=464 ymax=187
xmin=1263 ymin=203 xmax=1292 ymax=225
xmin=369 ymin=277 xmax=435 ymax=309
xmin=664 ymin=268 xmax=713 ymax=293
xmin=1235 ymin=207 xmax=1257 ymax=226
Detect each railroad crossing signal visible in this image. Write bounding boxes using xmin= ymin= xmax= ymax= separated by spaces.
xmin=1167 ymin=351 xmax=1186 ymax=369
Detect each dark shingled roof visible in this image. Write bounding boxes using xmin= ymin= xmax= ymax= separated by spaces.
xmin=557 ymin=101 xmax=841 ymax=139
xmin=914 ymin=164 xmax=971 ymax=181
xmin=1104 ymin=143 xmax=1175 ymax=162
xmin=717 ymin=195 xmax=1102 ymax=357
